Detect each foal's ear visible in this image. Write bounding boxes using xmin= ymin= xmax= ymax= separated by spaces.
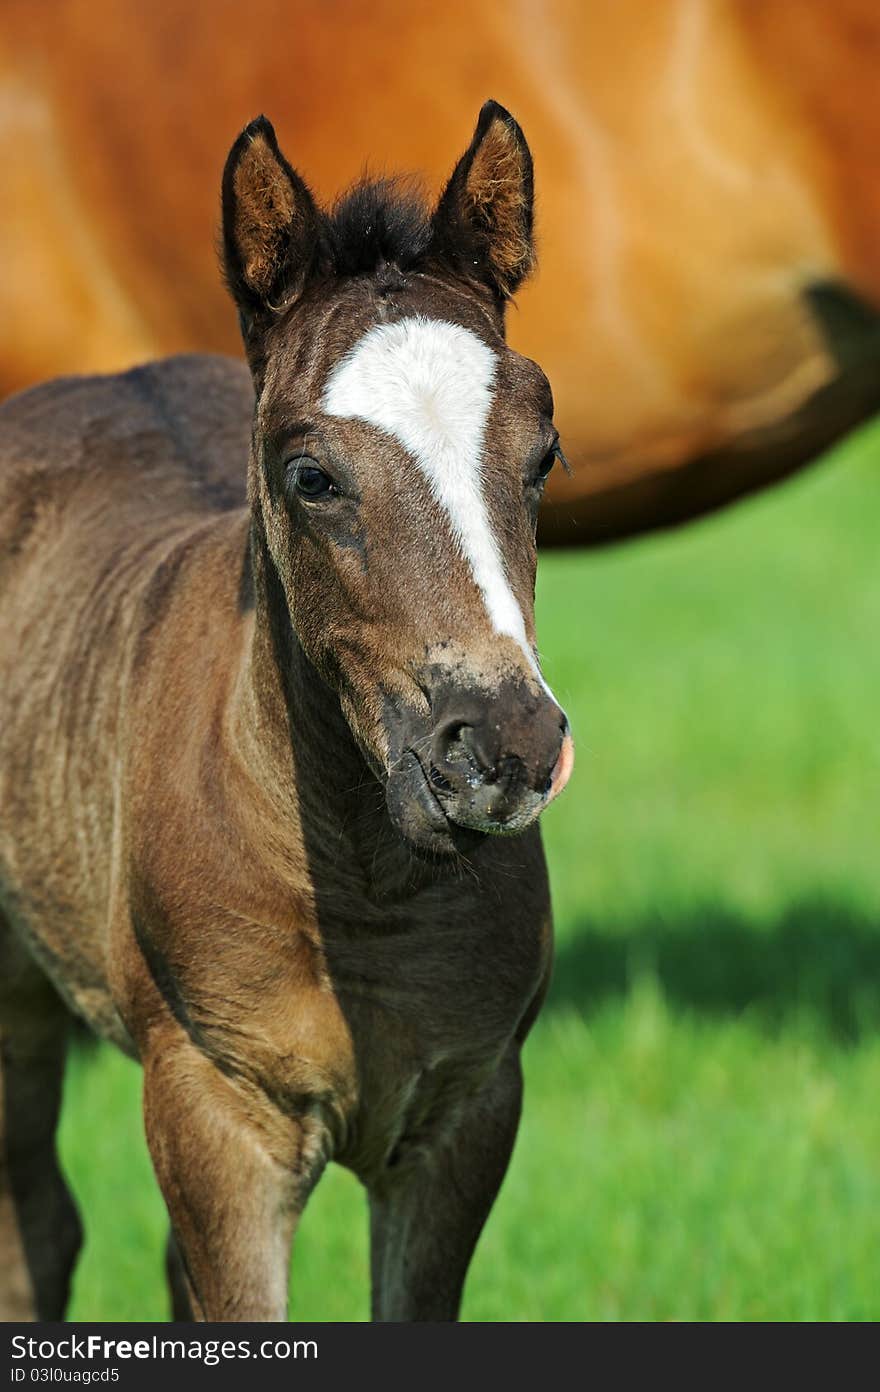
xmin=221 ymin=116 xmax=322 ymax=337
xmin=431 ymin=100 xmax=535 ymax=302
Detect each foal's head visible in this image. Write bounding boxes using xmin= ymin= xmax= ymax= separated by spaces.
xmin=222 ymin=102 xmax=573 ymax=854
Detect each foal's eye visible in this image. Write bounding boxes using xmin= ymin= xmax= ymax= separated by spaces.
xmin=297 ymin=466 xmax=334 ymax=497
xmin=536 ymin=449 xmax=556 ymax=481
xmin=532 ymin=443 xmax=560 ymax=487
xmin=285 ymin=459 xmax=338 ymax=499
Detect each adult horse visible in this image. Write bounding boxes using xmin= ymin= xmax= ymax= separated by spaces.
xmin=2 ymin=0 xmax=880 ymax=544
xmin=0 ymin=103 xmax=574 ymax=1321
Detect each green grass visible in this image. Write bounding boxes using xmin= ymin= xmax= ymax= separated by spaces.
xmin=60 ymin=421 xmax=880 ymax=1320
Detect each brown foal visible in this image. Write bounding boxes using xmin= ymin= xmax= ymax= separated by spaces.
xmin=0 ymin=103 xmax=573 ymax=1321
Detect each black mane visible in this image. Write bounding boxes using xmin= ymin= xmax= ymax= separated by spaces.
xmin=324 ymin=178 xmax=433 ymax=278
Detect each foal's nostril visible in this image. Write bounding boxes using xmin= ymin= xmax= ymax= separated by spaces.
xmin=440 ymin=721 xmax=468 ymax=757
xmin=433 ymin=717 xmax=483 ymax=772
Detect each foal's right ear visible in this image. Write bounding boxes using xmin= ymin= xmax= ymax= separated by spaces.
xmin=221 ymin=116 xmax=323 ymax=340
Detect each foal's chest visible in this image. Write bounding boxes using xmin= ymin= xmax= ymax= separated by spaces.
xmin=318 ymin=885 xmax=551 ymax=1177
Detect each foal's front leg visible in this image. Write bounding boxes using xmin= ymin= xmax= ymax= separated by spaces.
xmin=368 ymin=1049 xmax=523 ymax=1321
xmin=142 ymin=1033 xmax=326 ymax=1321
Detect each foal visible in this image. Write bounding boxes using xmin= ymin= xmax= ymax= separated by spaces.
xmin=0 ymin=102 xmax=573 ymax=1321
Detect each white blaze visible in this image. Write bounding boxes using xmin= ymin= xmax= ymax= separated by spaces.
xmin=321 ymin=315 xmax=537 ymax=664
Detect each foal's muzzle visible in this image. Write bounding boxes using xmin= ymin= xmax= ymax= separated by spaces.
xmin=386 ymin=677 xmax=574 ymax=854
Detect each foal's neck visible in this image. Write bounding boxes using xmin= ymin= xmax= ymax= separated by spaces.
xmin=234 ymin=518 xmax=437 ymax=906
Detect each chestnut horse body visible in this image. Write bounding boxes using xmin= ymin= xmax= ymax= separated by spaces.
xmin=0 ymin=107 xmax=573 ymax=1321
xmin=2 ymin=0 xmax=880 ymax=544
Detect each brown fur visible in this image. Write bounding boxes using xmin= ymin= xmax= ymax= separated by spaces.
xmin=3 ymin=0 xmax=880 ymax=545
xmin=0 ymin=112 xmax=566 ymax=1321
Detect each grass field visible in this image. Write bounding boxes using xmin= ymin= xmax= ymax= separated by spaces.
xmin=59 ymin=421 xmax=880 ymax=1321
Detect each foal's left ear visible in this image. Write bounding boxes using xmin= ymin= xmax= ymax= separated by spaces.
xmin=221 ymin=115 xmax=323 ymax=341
xmin=431 ymin=100 xmax=535 ymax=302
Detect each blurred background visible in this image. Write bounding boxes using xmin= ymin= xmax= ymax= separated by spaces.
xmin=4 ymin=0 xmax=879 ymax=1318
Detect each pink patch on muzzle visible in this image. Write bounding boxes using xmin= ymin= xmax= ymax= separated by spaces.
xmin=545 ymin=733 xmax=575 ymax=806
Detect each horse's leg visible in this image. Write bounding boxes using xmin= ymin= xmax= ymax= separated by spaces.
xmin=142 ymin=1033 xmax=326 ymax=1321
xmin=0 ymin=925 xmax=82 ymax=1320
xmin=165 ymin=1228 xmax=195 ymax=1321
xmin=368 ymin=1048 xmax=523 ymax=1322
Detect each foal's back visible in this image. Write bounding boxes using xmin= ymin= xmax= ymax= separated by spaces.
xmin=0 ymin=355 xmax=253 ymax=1028
xmin=0 ymin=354 xmax=252 ymax=534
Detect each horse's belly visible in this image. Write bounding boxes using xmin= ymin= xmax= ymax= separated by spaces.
xmin=0 ymin=880 xmax=133 ymax=1051
xmin=0 ymin=538 xmax=135 ymax=1045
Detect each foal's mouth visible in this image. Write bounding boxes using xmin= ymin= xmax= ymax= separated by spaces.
xmin=385 ymin=733 xmax=574 ymax=856
xmin=385 ymin=746 xmax=478 ymax=856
